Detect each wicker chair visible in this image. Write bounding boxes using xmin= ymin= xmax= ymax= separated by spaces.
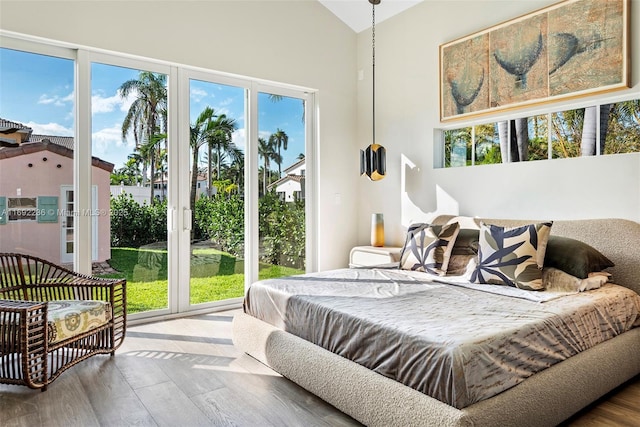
xmin=0 ymin=253 xmax=126 ymax=391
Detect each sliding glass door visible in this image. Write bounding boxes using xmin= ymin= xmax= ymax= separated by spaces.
xmin=256 ymin=90 xmax=308 ymax=280
xmin=182 ymin=72 xmax=247 ymax=309
xmin=1 ymin=34 xmax=316 ymax=320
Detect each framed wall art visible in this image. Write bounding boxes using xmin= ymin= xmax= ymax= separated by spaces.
xmin=439 ymin=0 xmax=630 ymax=122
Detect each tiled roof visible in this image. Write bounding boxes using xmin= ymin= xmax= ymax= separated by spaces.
xmin=0 ymin=118 xmax=112 ymax=171
xmin=0 ymin=118 xmax=32 ymax=133
xmin=283 ymin=157 xmax=305 ymax=174
xmin=0 ymin=140 xmax=114 ymax=173
xmin=267 ymin=173 xmax=305 ymax=189
xmin=29 ymin=134 xmax=74 ymax=150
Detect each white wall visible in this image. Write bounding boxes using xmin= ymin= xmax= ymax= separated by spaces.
xmin=0 ymin=0 xmax=359 ymax=270
xmin=357 ymin=0 xmax=640 ymax=247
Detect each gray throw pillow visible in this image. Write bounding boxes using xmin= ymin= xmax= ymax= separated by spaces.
xmin=544 ymin=236 xmax=614 ymax=279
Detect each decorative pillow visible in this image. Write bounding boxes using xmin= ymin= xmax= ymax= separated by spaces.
xmin=471 ymin=222 xmax=553 ymax=290
xmin=446 ymin=254 xmax=476 ymax=276
xmin=542 ymin=267 xmax=610 ymax=292
xmin=451 ymin=228 xmax=480 ymax=256
xmin=544 ymin=235 xmax=614 ymax=279
xmin=399 ymin=222 xmax=460 ymax=276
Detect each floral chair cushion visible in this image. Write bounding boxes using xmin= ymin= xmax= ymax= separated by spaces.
xmin=47 ymin=300 xmax=112 ymax=344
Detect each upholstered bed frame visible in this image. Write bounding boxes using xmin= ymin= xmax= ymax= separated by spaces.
xmin=233 ymin=218 xmax=640 ymax=427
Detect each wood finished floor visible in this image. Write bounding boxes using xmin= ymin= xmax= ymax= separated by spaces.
xmin=1 ymin=308 xmax=638 ymax=427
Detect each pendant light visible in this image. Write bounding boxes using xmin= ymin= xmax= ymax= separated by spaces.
xmin=360 ymin=0 xmax=386 ymax=181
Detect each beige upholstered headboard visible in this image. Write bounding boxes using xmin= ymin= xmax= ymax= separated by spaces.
xmin=432 ymin=216 xmax=640 ymax=296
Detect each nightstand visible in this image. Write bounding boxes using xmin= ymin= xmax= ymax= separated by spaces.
xmin=349 ymin=246 xmax=402 ymax=267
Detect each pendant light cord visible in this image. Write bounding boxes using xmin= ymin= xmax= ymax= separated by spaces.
xmin=372 ymin=1 xmax=376 ymax=144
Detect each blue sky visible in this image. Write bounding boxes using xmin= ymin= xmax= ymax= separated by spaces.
xmin=0 ymin=47 xmax=305 ymax=174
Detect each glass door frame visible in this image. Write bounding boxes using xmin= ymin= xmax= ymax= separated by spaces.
xmin=177 ymin=73 xmax=318 ymax=312
xmin=176 ymin=68 xmax=252 ymax=313
xmin=83 ymin=50 xmax=176 ymax=320
xmin=2 ymin=32 xmax=317 ymax=321
xmin=247 ymin=83 xmax=318 ymax=290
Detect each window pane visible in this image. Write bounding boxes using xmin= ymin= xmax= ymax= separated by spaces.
xmin=0 ymin=48 xmax=75 ymax=264
xmin=188 ymin=79 xmax=246 ymax=306
xmin=526 ymin=114 xmax=549 ymax=161
xmin=474 ymin=123 xmax=501 ymax=165
xmin=92 ymin=63 xmax=169 ymax=314
xmin=444 ymin=128 xmax=471 ymax=167
xmin=603 ymin=100 xmax=640 ymax=154
xmin=258 ymin=92 xmax=306 ymax=279
xmin=551 ymin=108 xmax=583 ymax=158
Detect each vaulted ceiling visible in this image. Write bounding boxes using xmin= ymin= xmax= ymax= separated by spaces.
xmin=318 ymin=0 xmax=423 ymax=33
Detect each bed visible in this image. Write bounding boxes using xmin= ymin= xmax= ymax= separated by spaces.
xmin=233 ymin=217 xmax=640 ymax=426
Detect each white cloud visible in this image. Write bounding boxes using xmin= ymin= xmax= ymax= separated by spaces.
xmin=258 ymin=130 xmax=271 ymax=141
xmin=37 ymin=91 xmax=74 ymax=107
xmin=91 ymin=89 xmax=135 ymax=114
xmin=62 ymin=91 xmax=74 ymax=103
xmin=191 ymin=87 xmax=208 ymax=103
xmin=119 ymin=90 xmax=137 ymax=112
xmin=37 ymin=95 xmax=56 ymax=105
xmin=92 ymin=124 xmax=135 ymax=168
xmin=219 ymin=97 xmax=233 ymax=107
xmin=233 ymin=128 xmax=246 ymax=151
xmin=26 ymin=121 xmax=73 ymax=136
xmin=93 ymin=125 xmax=133 ymax=152
xmin=92 ymin=93 xmax=121 ymax=114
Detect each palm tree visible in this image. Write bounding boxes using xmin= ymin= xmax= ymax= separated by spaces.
xmin=226 ymin=153 xmax=245 ymax=195
xmin=207 ymin=114 xmax=236 ymax=196
xmin=189 ymin=107 xmax=217 ymax=237
xmin=258 ymin=137 xmax=280 ymax=195
xmin=119 ymin=71 xmax=167 ymax=204
xmin=269 ymin=128 xmax=288 ymax=177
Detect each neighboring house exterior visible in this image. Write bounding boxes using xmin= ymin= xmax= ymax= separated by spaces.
xmin=110 ymin=183 xmax=151 ymax=206
xmin=151 ymin=173 xmax=210 ymax=202
xmin=268 ymin=158 xmax=305 ymax=202
xmin=0 ymin=118 xmax=114 ymax=263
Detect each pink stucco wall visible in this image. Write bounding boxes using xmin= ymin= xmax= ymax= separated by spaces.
xmin=0 ymin=150 xmax=112 ymax=263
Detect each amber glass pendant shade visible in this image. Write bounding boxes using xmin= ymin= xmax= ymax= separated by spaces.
xmin=371 ymin=213 xmax=384 ymax=247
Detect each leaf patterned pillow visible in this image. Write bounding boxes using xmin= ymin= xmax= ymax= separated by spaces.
xmin=399 ymin=222 xmax=460 ymax=275
xmin=471 ymin=222 xmax=553 ymax=290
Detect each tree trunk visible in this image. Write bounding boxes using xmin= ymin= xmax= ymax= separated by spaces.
xmin=581 ymin=105 xmax=611 ymax=156
xmin=263 ymin=161 xmax=267 ymax=196
xmin=149 ymin=151 xmax=156 ymax=205
xmin=599 ymin=104 xmax=611 ymax=155
xmin=581 ymin=106 xmax=597 ymax=156
xmin=498 ymin=121 xmax=509 ymax=162
xmin=498 ymin=120 xmax=522 ymax=162
xmin=515 ymin=118 xmax=529 ymax=161
xmin=207 ymin=143 xmax=213 ymax=197
xmin=190 ymin=145 xmax=199 ymax=241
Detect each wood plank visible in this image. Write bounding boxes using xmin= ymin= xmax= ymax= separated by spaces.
xmin=134 ymin=381 xmax=212 ymax=426
xmin=75 ymin=357 xmax=157 ymax=426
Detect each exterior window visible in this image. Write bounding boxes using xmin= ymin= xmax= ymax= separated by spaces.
xmin=7 ymin=197 xmax=37 ymax=222
xmin=439 ymin=98 xmax=640 ymax=168
xmin=444 ymin=128 xmax=471 ymax=167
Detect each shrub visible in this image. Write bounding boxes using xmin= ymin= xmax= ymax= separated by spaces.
xmin=111 ymin=191 xmax=305 ymax=270
xmin=110 ymin=194 xmax=167 ymax=247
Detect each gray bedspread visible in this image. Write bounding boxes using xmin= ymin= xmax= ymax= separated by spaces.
xmin=244 ymin=268 xmax=640 ymax=409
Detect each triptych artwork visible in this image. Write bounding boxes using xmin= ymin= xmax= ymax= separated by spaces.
xmin=440 ymin=0 xmax=630 ymax=121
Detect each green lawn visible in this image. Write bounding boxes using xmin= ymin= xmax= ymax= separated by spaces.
xmin=102 ymin=246 xmax=303 ymax=314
